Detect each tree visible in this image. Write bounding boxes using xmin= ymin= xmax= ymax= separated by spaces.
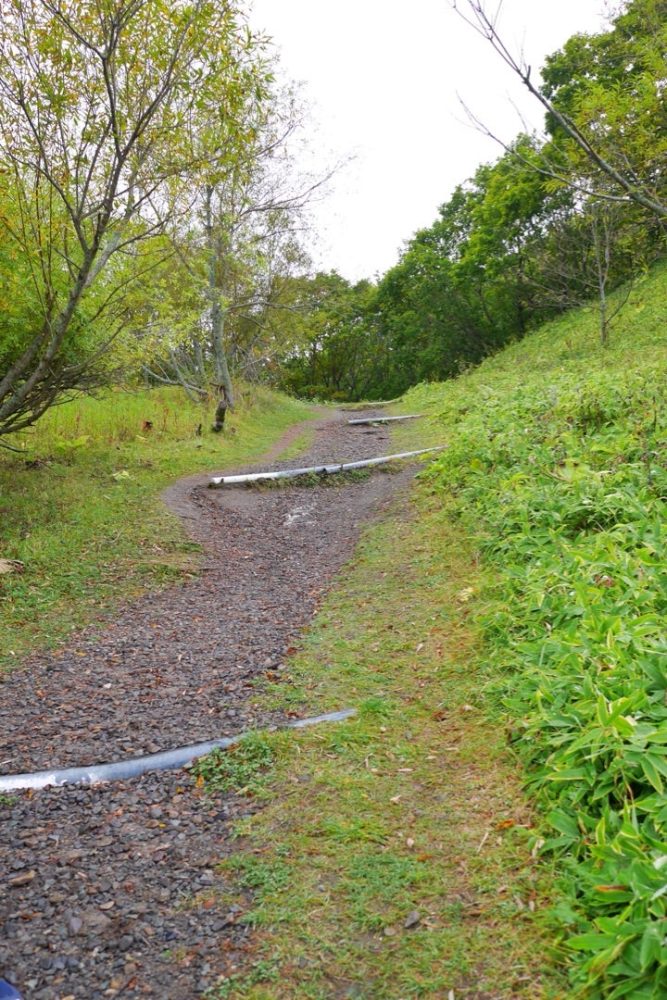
xmin=141 ymin=82 xmax=326 ymax=430
xmin=451 ymin=0 xmax=667 ymax=220
xmin=0 ymin=0 xmax=265 ymax=437
xmin=277 ymin=272 xmax=382 ymax=401
xmin=368 ymin=142 xmax=559 ymax=397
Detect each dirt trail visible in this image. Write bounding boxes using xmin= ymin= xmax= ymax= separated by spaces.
xmin=0 ymin=409 xmax=417 ymax=1000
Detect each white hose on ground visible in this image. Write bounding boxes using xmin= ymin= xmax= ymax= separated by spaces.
xmin=0 ymin=709 xmax=356 ymax=791
xmin=347 ymin=414 xmax=423 ymax=425
xmin=209 ymin=446 xmax=445 ymax=487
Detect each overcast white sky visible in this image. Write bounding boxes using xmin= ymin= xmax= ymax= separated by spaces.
xmin=249 ymin=0 xmax=608 ymax=282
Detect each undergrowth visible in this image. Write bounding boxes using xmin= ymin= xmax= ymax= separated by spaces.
xmin=399 ymin=263 xmax=667 ymax=997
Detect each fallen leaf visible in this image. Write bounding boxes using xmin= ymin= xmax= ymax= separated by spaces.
xmin=9 ymin=871 xmax=36 ymax=887
xmin=0 ymin=559 xmax=24 ymax=575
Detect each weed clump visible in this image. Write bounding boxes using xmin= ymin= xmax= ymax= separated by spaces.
xmin=192 ymin=732 xmax=277 ymax=795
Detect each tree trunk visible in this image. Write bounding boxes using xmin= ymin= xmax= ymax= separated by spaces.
xmin=592 ymin=206 xmax=611 ymax=348
xmin=205 ymin=185 xmax=234 ymax=432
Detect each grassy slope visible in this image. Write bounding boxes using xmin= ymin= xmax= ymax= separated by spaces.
xmin=194 ymin=267 xmax=665 ymax=999
xmin=0 ymin=385 xmax=315 ymax=670
xmin=390 ymin=266 xmax=666 ymax=997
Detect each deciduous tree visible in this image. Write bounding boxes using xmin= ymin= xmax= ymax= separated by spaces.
xmin=0 ymin=0 xmax=264 ymax=437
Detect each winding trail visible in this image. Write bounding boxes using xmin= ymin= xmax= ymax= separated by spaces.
xmin=0 ymin=409 xmax=418 ymax=999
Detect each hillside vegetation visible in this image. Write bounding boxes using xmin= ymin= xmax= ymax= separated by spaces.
xmin=396 ymin=263 xmax=667 ymax=996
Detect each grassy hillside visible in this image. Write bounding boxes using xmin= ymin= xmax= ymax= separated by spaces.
xmin=0 ymin=385 xmax=314 ymax=670
xmin=392 ymin=263 xmax=667 ymax=996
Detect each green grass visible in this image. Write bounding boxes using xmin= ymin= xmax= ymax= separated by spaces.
xmin=192 ymin=731 xmax=281 ymax=796
xmin=196 ymin=499 xmax=564 ymax=999
xmin=0 ymin=384 xmax=315 ymax=670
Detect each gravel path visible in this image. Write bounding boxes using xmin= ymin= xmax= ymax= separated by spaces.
xmin=0 ymin=410 xmax=416 ymax=998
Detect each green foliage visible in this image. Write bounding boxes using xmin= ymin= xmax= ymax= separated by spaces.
xmin=277 ymin=271 xmax=384 ymax=400
xmin=405 ymin=261 xmax=667 ymax=995
xmin=542 ymin=0 xmax=667 ymax=199
xmin=0 ymin=0 xmax=276 ymax=434
xmin=192 ymin=732 xmax=278 ymax=794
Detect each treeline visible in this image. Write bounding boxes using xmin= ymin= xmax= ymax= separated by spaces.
xmin=280 ymin=0 xmax=666 ymax=401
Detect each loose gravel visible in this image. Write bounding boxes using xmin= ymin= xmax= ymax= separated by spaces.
xmin=0 ymin=411 xmax=415 ymax=998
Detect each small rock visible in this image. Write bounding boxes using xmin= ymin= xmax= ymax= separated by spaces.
xmin=82 ymin=910 xmax=112 ymax=934
xmin=404 ymin=910 xmax=421 ymax=929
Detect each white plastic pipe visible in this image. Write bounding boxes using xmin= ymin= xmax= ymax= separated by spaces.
xmin=0 ymin=709 xmax=356 ymax=791
xmin=347 ymin=414 xmax=424 ymax=425
xmin=209 ymin=446 xmax=445 ymax=487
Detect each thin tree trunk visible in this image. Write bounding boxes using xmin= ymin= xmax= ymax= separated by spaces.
xmin=592 ymin=207 xmax=611 ymax=348
xmin=205 ymin=185 xmax=234 ymax=432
